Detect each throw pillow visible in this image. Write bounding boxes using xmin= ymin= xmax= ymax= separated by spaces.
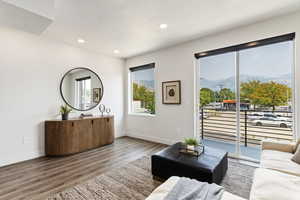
xmin=295 ymin=139 xmax=300 ymax=152
xmin=292 ymin=144 xmax=300 ymax=164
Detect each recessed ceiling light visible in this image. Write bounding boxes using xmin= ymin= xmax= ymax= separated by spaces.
xmin=77 ymin=38 xmax=85 ymax=44
xmin=113 ymin=49 xmax=120 ymax=54
xmin=160 ymin=24 xmax=168 ymax=29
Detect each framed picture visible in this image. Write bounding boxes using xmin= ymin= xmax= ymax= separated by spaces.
xmin=93 ymin=88 xmax=101 ymax=103
xmin=162 ymin=80 xmax=181 ymax=104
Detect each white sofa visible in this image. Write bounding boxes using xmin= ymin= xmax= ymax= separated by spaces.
xmin=250 ymin=140 xmax=300 ymax=200
xmin=146 ymin=140 xmax=300 ymax=200
xmin=145 ymin=176 xmax=245 ymax=200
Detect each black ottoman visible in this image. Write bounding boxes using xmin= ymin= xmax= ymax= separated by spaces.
xmin=151 ymin=142 xmax=228 ymax=184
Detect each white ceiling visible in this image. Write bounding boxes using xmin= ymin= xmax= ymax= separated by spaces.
xmin=5 ymin=0 xmax=300 ymax=58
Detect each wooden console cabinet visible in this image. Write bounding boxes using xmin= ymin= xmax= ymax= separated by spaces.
xmin=45 ymin=116 xmax=114 ymax=156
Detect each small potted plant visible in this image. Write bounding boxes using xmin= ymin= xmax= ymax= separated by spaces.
xmin=60 ymin=105 xmax=72 ymax=120
xmin=184 ymin=138 xmax=199 ymax=151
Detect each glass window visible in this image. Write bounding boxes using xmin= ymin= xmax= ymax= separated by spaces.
xmin=76 ymin=77 xmax=91 ymax=110
xmin=198 ymin=39 xmax=294 ymax=161
xmin=130 ymin=64 xmax=155 ymax=114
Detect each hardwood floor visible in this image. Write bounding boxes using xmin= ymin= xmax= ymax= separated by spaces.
xmin=0 ymin=137 xmax=167 ymax=200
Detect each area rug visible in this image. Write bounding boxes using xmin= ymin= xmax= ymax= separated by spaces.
xmin=47 ymin=156 xmax=256 ymax=200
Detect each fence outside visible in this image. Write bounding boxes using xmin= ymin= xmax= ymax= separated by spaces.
xmin=200 ymin=109 xmax=293 ymax=146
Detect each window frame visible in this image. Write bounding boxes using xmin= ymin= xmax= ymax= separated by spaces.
xmin=195 ymin=35 xmax=296 ymax=162
xmin=128 ymin=63 xmax=156 ymax=116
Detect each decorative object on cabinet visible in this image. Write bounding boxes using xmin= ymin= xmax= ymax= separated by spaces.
xmin=106 ymin=108 xmax=111 ymax=115
xmin=45 ymin=116 xmax=114 ymax=156
xmin=99 ymin=104 xmax=106 ymax=116
xmin=59 ymin=105 xmax=72 ymax=120
xmin=60 ymin=67 xmax=104 ymax=111
xmin=79 ymin=113 xmax=93 ymax=118
xmin=162 ymin=80 xmax=181 ymax=104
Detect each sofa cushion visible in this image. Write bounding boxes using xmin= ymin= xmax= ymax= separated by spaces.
xmin=261 ymin=149 xmax=300 ymax=177
xmin=292 ymin=145 xmax=300 ymax=164
xmin=250 ymin=168 xmax=300 ymax=200
xmin=294 ymin=139 xmax=300 ymax=152
xmin=146 ymin=176 xmax=245 ymax=200
xmin=262 ymin=139 xmax=295 ymax=153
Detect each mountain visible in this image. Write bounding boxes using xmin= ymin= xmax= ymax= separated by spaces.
xmin=200 ymin=73 xmax=291 ymax=91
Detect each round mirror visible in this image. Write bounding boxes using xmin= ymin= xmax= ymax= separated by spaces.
xmin=60 ymin=67 xmax=104 ymax=111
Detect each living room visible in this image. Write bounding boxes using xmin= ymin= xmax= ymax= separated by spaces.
xmin=1 ymin=1 xmax=300 ymax=200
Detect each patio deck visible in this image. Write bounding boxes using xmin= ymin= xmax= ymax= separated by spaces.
xmin=203 ymin=139 xmax=261 ymax=160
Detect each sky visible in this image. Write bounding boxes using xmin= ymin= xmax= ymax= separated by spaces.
xmin=199 ymin=41 xmax=293 ymax=81
xmin=132 ymin=68 xmax=154 ymax=81
xmin=131 ymin=41 xmax=294 ymax=89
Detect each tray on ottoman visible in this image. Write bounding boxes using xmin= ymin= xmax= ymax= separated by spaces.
xmin=151 ymin=142 xmax=228 ymax=184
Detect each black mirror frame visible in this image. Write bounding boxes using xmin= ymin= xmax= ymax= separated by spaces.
xmin=60 ymin=67 xmax=104 ymax=111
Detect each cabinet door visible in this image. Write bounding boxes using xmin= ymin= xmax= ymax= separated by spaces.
xmin=62 ymin=121 xmax=80 ymax=154
xmin=92 ymin=118 xmax=105 ymax=148
xmin=77 ymin=119 xmax=93 ymax=151
xmin=100 ymin=117 xmax=115 ymax=146
xmin=45 ymin=121 xmax=79 ymax=155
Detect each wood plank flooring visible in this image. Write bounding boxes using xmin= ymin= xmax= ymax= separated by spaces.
xmin=0 ymin=137 xmax=167 ymax=200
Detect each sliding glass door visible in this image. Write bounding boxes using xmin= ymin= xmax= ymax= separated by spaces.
xmin=197 ymin=36 xmax=294 ymax=161
xmin=238 ymin=41 xmax=294 ymax=159
xmin=199 ymin=52 xmax=238 ymax=155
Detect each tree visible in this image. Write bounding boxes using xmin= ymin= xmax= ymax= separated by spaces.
xmin=218 ymin=88 xmax=235 ymax=102
xmin=240 ymin=80 xmax=261 ymax=109
xmin=133 ymin=83 xmax=147 ymax=106
xmin=255 ymin=81 xmax=291 ymax=111
xmin=133 ymin=83 xmax=140 ymax=100
xmin=145 ymin=90 xmax=155 ymax=114
xmin=200 ymin=88 xmax=215 ymax=107
xmin=132 ymin=83 xmax=155 ymax=114
xmin=214 ymin=91 xmax=221 ymax=102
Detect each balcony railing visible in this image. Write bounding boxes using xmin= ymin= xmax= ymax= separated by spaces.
xmin=200 ymin=109 xmax=293 ymax=146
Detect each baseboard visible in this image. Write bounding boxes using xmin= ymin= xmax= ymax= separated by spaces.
xmin=0 ymin=151 xmax=44 ymax=168
xmin=115 ymin=134 xmax=126 ymax=139
xmin=126 ymin=132 xmax=176 ymax=145
xmin=0 ymin=132 xmax=126 ymax=168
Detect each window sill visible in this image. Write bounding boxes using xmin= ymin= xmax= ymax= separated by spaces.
xmin=128 ymin=113 xmax=156 ymax=117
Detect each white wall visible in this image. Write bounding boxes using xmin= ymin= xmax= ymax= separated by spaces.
xmin=125 ymin=11 xmax=300 ymax=145
xmin=0 ymin=27 xmax=125 ymax=167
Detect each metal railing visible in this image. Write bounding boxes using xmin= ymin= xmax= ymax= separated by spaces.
xmin=200 ymin=108 xmax=293 ymax=146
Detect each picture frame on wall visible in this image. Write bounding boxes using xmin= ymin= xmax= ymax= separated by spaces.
xmin=93 ymin=88 xmax=101 ymax=103
xmin=162 ymin=80 xmax=181 ymax=104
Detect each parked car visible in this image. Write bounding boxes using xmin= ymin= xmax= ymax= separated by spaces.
xmin=250 ymin=117 xmax=292 ymax=128
xmin=248 ymin=112 xmax=264 ymax=120
xmin=264 ymin=113 xmax=291 ymax=121
xmin=248 ymin=112 xmax=291 ymax=122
